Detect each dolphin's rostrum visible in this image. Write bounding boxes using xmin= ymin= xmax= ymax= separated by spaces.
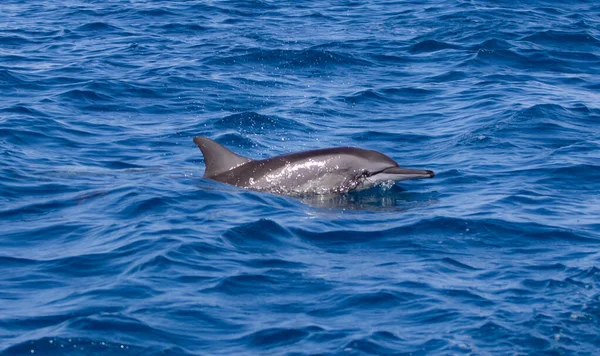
xmin=194 ymin=136 xmax=434 ymax=195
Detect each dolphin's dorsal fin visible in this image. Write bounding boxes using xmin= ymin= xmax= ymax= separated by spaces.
xmin=193 ymin=137 xmax=252 ymax=177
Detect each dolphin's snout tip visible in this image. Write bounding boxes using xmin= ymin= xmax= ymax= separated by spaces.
xmin=426 ymin=170 xmax=435 ymax=178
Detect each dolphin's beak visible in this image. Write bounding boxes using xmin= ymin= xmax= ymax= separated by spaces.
xmin=380 ymin=167 xmax=435 ymax=179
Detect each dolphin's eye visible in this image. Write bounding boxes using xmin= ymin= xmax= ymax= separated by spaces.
xmin=364 ymin=169 xmax=383 ymax=177
xmin=359 ymin=170 xmax=371 ymax=178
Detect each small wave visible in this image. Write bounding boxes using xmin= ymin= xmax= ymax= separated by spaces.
xmin=343 ymin=87 xmax=438 ymax=105
xmin=461 ymin=103 xmax=595 ymax=150
xmin=0 ymin=128 xmax=76 ymax=147
xmin=135 ymin=8 xmax=177 ymax=16
xmin=370 ymin=53 xmax=412 ymax=64
xmin=521 ymin=277 xmax=588 ymax=290
xmin=63 ymin=313 xmax=185 ymax=351
xmin=0 ymin=68 xmax=30 ymax=85
xmin=222 ymin=218 xmax=293 ymax=251
xmin=56 ymin=89 xmax=114 ymax=102
xmin=521 ymin=30 xmax=600 ymax=49
xmin=0 ymin=104 xmax=48 ymax=117
xmin=342 ymin=332 xmax=410 ymax=355
xmin=464 ymin=47 xmax=581 ymax=73
xmin=87 ymin=80 xmax=166 ymax=99
xmin=523 ymin=263 xmax=567 ymax=272
xmin=424 ymin=70 xmax=468 ymax=82
xmin=547 ymin=50 xmax=599 ymax=63
xmin=293 ymin=217 xmax=597 ymax=249
xmin=310 ymin=290 xmax=416 ymax=317
xmin=470 ymin=38 xmax=512 ymax=51
xmin=0 ymin=34 xmax=32 ymax=46
xmin=439 ymin=257 xmax=480 ymax=271
xmin=344 ymin=89 xmax=387 ymax=103
xmin=43 ymin=252 xmax=127 ymax=278
xmin=380 ymin=86 xmax=439 ymax=97
xmin=206 ymin=274 xmax=277 ymax=295
xmin=211 ymin=111 xmax=312 ymax=133
xmin=1 ymin=337 xmax=148 ymax=356
xmin=512 ymin=103 xmax=567 ymax=120
xmin=296 ymin=11 xmax=337 ymax=20
xmin=206 ymin=267 xmax=332 ymax=296
xmin=130 ymin=253 xmax=198 ymax=275
xmin=159 ymin=23 xmax=209 ymax=32
xmin=439 ymin=288 xmax=494 ymax=307
xmin=237 ymin=327 xmax=310 ymax=349
xmin=242 ymin=258 xmax=307 ymax=269
xmin=571 ymin=266 xmax=600 ymax=280
xmin=117 ymin=195 xmax=173 ymax=217
xmin=292 ymin=227 xmax=392 ymax=245
xmin=351 ymin=130 xmax=433 ymax=143
xmin=468 ymin=47 xmax=528 ymax=66
xmin=469 ymin=321 xmax=512 ymax=343
xmin=74 ymin=22 xmax=122 ymax=32
xmin=509 ymin=103 xmax=597 ymax=133
xmin=0 ymin=195 xmax=78 ymax=219
xmin=207 ymin=48 xmax=371 ymax=68
xmin=0 ymin=255 xmax=39 ymax=269
xmin=410 ymin=39 xmax=462 ymax=54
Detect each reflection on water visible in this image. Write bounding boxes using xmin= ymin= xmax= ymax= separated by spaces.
xmin=299 ymin=185 xmax=438 ymax=211
xmin=196 ymin=179 xmax=438 ymax=212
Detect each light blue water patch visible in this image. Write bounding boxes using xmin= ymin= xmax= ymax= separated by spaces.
xmin=1 ymin=0 xmax=600 ymax=355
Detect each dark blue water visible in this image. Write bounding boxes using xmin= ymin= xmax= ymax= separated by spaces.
xmin=2 ymin=1 xmax=600 ymax=355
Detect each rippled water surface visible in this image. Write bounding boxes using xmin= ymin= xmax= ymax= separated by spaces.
xmin=2 ymin=1 xmax=600 ymax=355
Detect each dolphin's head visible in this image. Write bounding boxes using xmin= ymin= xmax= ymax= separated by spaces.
xmin=354 ymin=149 xmax=434 ymax=190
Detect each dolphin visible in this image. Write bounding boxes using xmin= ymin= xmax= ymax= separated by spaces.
xmin=193 ymin=136 xmax=434 ymax=195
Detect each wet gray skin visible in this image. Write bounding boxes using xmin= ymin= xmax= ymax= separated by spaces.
xmin=194 ymin=137 xmax=434 ymax=195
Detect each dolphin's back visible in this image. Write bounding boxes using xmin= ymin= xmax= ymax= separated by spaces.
xmin=277 ymin=147 xmax=397 ymax=167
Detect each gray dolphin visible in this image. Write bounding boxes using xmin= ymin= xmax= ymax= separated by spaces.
xmin=193 ymin=136 xmax=434 ymax=195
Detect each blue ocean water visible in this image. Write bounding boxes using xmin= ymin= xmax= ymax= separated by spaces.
xmin=1 ymin=0 xmax=600 ymax=354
